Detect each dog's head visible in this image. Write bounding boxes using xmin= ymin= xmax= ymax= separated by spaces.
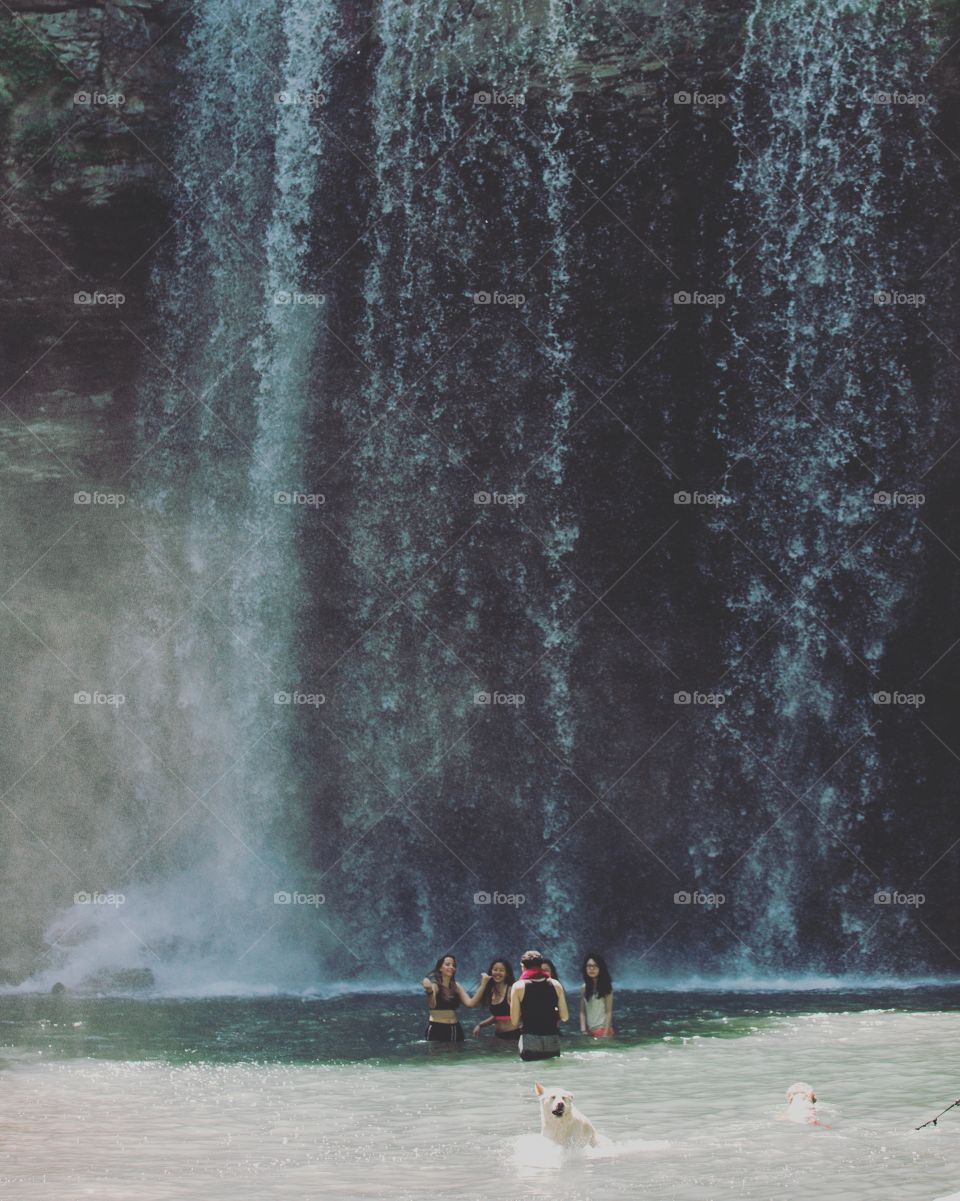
xmin=785 ymin=1081 xmax=816 ymax=1105
xmin=535 ymin=1081 xmax=574 ymax=1121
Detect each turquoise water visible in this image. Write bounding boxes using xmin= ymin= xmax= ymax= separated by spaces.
xmin=3 ymin=986 xmax=959 ymax=1065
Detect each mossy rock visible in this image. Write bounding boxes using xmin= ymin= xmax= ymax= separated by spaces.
xmin=0 ymin=19 xmax=73 ymax=113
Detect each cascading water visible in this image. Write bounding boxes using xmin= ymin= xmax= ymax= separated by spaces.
xmin=32 ymin=0 xmax=346 ymax=992
xmin=714 ymin=0 xmax=954 ymax=972
xmin=6 ymin=0 xmax=958 ymax=993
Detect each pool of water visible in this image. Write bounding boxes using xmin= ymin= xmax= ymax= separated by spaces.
xmin=2 ymin=986 xmax=959 ymax=1064
xmin=2 ymin=990 xmax=960 ymax=1199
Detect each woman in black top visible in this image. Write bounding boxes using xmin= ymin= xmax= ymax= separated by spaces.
xmin=471 ymin=958 xmax=519 ymax=1040
xmin=420 ymin=953 xmax=487 ymax=1042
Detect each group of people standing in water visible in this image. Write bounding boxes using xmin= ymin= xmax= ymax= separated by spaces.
xmin=420 ymin=949 xmax=614 ymax=1061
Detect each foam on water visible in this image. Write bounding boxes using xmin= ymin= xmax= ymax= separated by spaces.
xmin=1 ymin=1010 xmax=959 ymax=1200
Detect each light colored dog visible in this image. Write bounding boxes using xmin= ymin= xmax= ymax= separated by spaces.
xmin=784 ymin=1081 xmax=823 ymax=1126
xmin=535 ymin=1082 xmax=599 ymax=1148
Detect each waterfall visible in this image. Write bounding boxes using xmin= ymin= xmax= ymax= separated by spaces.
xmin=34 ymin=0 xmax=343 ymax=992
xmin=6 ymin=0 xmax=956 ymax=993
xmin=716 ymin=0 xmax=947 ymax=971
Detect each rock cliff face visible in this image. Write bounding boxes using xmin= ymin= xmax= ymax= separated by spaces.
xmin=1 ymin=0 xmax=179 ymax=478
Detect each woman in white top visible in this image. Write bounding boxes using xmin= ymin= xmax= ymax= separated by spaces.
xmin=579 ymin=952 xmax=614 ymax=1037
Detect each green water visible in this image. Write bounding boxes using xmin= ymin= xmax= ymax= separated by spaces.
xmin=2 ymin=987 xmax=959 ymax=1067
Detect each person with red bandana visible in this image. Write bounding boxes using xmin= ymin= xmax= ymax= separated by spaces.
xmin=509 ymin=949 xmax=568 ymax=1061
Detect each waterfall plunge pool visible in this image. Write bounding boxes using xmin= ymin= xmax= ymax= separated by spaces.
xmin=2 ymin=993 xmax=960 ymax=1199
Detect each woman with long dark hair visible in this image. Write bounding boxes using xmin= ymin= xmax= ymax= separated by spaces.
xmin=420 ymin=953 xmax=486 ymax=1042
xmin=579 ymin=952 xmax=614 ymax=1037
xmin=471 ymin=958 xmax=519 ymax=1040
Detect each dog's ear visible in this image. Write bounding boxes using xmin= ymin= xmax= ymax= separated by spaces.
xmin=534 ymin=1081 xmax=544 ymax=1096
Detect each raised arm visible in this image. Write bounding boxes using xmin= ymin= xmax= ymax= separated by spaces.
xmin=460 ymin=973 xmax=490 ymax=1009
xmin=421 ymin=977 xmax=438 ymax=1009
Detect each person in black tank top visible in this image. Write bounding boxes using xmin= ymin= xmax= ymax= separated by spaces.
xmin=509 ymin=950 xmax=569 ymax=1060
xmin=471 ymin=959 xmax=520 ymax=1040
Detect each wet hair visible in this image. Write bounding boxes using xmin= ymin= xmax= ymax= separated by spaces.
xmin=582 ymin=951 xmax=612 ymax=999
xmin=481 ymin=958 xmax=515 ymax=1005
xmin=429 ymin=953 xmax=458 ymax=1002
xmin=541 ymin=959 xmax=560 ymax=984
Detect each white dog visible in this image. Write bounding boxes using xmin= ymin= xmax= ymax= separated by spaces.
xmin=783 ymin=1081 xmax=824 ymax=1126
xmin=535 ymin=1082 xmax=599 ymax=1148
